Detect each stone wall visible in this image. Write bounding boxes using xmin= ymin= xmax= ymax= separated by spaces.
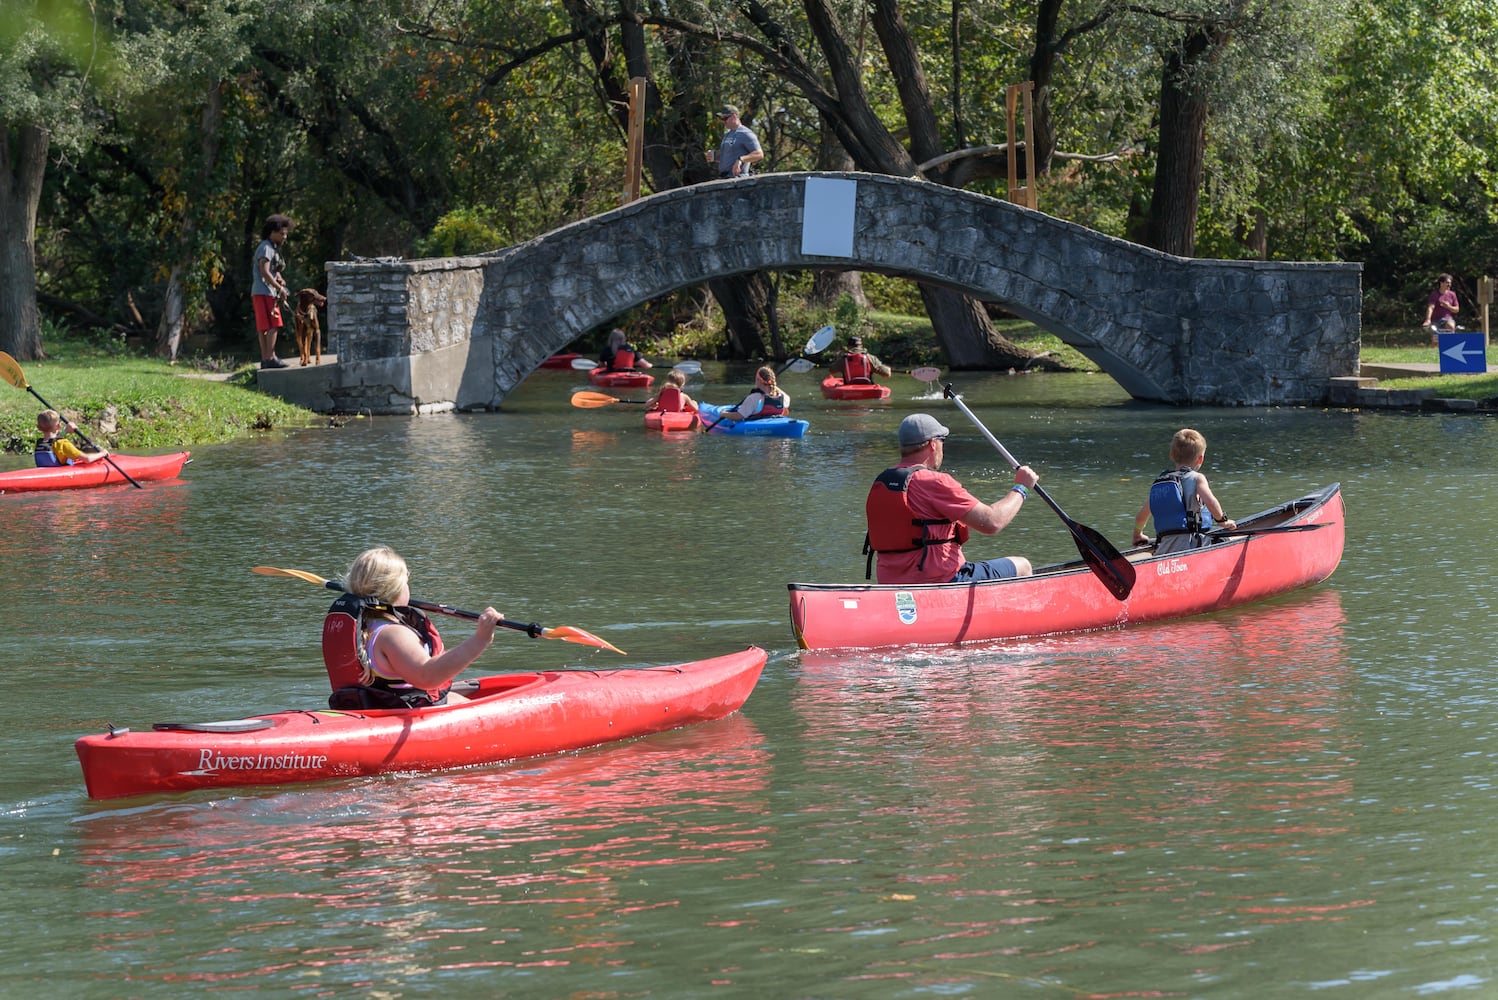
xmin=319 ymin=172 xmax=1362 ymax=414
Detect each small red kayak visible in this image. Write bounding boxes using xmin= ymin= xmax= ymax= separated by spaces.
xmin=75 ymin=646 xmax=767 ymax=799
xmin=589 ymin=368 xmax=654 ymax=388
xmin=645 ymin=409 xmax=700 ymax=432
xmin=540 ymin=352 xmax=581 ymax=369
xmin=0 ymin=451 xmax=191 ymax=493
xmin=821 ymin=375 xmax=891 ymax=401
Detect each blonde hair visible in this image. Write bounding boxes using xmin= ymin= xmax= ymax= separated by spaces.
xmin=755 ymin=366 xmax=778 ymax=389
xmin=1169 ymin=428 xmax=1207 ymax=466
xmin=665 ymin=368 xmax=687 ymax=388
xmin=347 ymin=546 xmax=409 ymax=605
xmin=37 ymin=409 xmax=61 ymax=432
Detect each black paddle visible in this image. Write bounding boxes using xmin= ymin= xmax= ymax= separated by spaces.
xmin=0 ymin=351 xmax=144 ymax=489
xmin=939 ymin=382 xmax=1136 ymax=601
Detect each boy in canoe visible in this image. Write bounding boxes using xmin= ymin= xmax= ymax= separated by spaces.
xmin=864 ymin=413 xmax=1039 ymax=584
xmin=33 ymin=410 xmax=109 ymax=467
xmin=1132 ymin=428 xmax=1236 ymax=554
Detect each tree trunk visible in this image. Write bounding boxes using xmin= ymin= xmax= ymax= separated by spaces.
xmin=708 ymin=274 xmax=770 ymax=358
xmin=1143 ymin=25 xmax=1222 ymax=257
xmin=156 ymin=80 xmax=227 ymax=361
xmin=920 ymin=284 xmax=1038 ymax=369
xmin=0 ymin=123 xmax=49 ymax=361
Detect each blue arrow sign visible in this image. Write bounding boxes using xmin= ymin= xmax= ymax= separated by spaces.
xmin=1438 ymin=332 xmax=1488 ymax=374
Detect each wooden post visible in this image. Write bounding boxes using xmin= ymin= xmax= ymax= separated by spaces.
xmin=1478 ymin=276 xmax=1493 ymax=347
xmin=1005 ymin=81 xmax=1037 ymax=210
xmin=623 ymin=77 xmax=645 ymax=204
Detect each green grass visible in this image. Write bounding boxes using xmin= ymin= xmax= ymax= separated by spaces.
xmin=0 ymin=340 xmax=316 ymax=455
xmin=1360 ymin=325 xmax=1498 ymax=401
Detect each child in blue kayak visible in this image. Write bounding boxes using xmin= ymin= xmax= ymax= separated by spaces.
xmin=1132 ymin=428 xmax=1236 ymax=553
xmin=34 ymin=410 xmax=110 ymax=468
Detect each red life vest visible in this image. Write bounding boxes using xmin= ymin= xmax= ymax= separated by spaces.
xmin=751 ymin=391 xmax=786 ymax=419
xmin=862 ymin=465 xmax=969 ymax=578
xmin=653 ymin=385 xmax=692 ymax=413
xmin=322 ymin=593 xmax=444 ymax=695
xmin=843 ymin=351 xmax=874 ymax=383
xmin=607 ymin=347 xmax=637 ymax=371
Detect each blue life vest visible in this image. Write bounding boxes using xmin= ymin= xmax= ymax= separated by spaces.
xmin=34 ymin=438 xmax=66 ymax=468
xmin=1148 ymin=468 xmax=1214 ymax=542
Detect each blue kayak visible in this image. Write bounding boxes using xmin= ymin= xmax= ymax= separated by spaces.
xmin=698 ymin=402 xmax=809 ymax=438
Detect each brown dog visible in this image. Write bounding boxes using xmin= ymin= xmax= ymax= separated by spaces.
xmin=293 ymin=288 xmax=328 ymax=366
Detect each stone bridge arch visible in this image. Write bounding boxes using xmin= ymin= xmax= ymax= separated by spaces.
xmin=321 ymin=172 xmax=1360 ymax=414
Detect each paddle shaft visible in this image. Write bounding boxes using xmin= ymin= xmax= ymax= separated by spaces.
xmin=942 ymin=384 xmax=1135 ymax=600
xmin=12 ymin=375 xmax=144 ymax=489
xmin=306 ymin=575 xmax=552 ymax=638
xmin=942 ymin=390 xmax=1069 ymax=522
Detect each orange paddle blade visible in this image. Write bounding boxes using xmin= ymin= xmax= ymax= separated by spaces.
xmin=570 ymin=391 xmax=623 ymax=408
xmin=542 ymin=624 xmax=627 ymax=655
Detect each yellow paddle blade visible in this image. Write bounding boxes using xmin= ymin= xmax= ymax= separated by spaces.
xmin=570 ymin=391 xmax=623 ymax=408
xmin=543 ymin=624 xmax=627 ymax=655
xmin=0 ymin=352 xmax=30 ymax=390
xmin=251 ymin=565 xmax=335 ymax=587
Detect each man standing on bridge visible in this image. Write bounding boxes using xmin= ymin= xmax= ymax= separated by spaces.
xmin=711 ymin=105 xmax=764 ymax=179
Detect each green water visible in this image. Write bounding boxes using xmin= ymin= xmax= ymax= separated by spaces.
xmin=3 ymin=365 xmax=1497 ymax=998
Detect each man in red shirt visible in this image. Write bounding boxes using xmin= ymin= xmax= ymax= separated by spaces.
xmin=864 ymin=413 xmax=1040 ymax=584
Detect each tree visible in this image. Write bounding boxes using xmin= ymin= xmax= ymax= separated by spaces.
xmin=0 ymin=3 xmax=121 ymax=360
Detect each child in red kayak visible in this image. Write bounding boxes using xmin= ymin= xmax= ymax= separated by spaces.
xmin=33 ymin=410 xmax=110 ymax=468
xmin=648 ymin=368 xmax=698 ymax=413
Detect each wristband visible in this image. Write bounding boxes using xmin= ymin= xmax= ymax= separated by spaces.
xmin=1010 ymin=485 xmax=1029 ymax=499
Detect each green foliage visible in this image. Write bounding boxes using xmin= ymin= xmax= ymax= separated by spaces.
xmin=414 ymin=208 xmax=507 ymax=258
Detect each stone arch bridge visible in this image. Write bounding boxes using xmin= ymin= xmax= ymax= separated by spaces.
xmin=312 ymin=172 xmax=1360 ymax=414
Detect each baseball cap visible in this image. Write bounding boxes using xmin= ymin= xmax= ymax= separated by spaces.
xmin=716 ymin=104 xmax=739 ymax=118
xmin=898 ymin=413 xmax=950 ymax=447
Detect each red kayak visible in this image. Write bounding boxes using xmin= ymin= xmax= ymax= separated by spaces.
xmin=75 ymin=646 xmax=766 ymax=799
xmin=821 ymin=375 xmax=891 ymax=401
xmin=539 ymin=352 xmax=581 ymax=369
xmin=789 ymin=484 xmax=1344 ymax=650
xmin=645 ymin=409 xmax=700 ymax=432
xmin=588 ymin=368 xmax=654 ymax=388
xmin=0 ymin=451 xmax=191 ymax=493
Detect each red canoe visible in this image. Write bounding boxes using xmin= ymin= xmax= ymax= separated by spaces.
xmin=821 ymin=375 xmax=891 ymax=401
xmin=0 ymin=451 xmax=191 ymax=493
xmin=789 ymin=484 xmax=1344 ymax=650
xmin=588 ymin=368 xmax=654 ymax=388
xmin=75 ymin=647 xmax=766 ymax=799
xmin=539 ymin=352 xmax=581 ymax=369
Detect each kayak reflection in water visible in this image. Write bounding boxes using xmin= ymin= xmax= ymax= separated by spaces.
xmin=325 ymin=546 xmax=503 ymax=710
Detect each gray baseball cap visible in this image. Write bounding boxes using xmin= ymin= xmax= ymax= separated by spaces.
xmin=898 ymin=413 xmax=950 ymax=447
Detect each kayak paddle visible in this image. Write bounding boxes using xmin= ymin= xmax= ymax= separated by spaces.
xmin=0 ymin=351 xmax=144 ymax=489
xmin=251 ymin=565 xmax=627 ymax=654
xmin=702 ymin=326 xmax=834 ymax=432
xmin=570 ymin=391 xmax=649 ymax=408
xmin=571 ymin=358 xmax=703 ymax=375
xmin=905 ymin=366 xmax=943 ymax=380
xmin=933 ymin=379 xmax=1136 ymax=601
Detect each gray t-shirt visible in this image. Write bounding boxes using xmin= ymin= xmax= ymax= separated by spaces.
xmin=717 ymin=125 xmax=762 ymax=177
xmin=251 ymin=239 xmax=282 ymax=296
